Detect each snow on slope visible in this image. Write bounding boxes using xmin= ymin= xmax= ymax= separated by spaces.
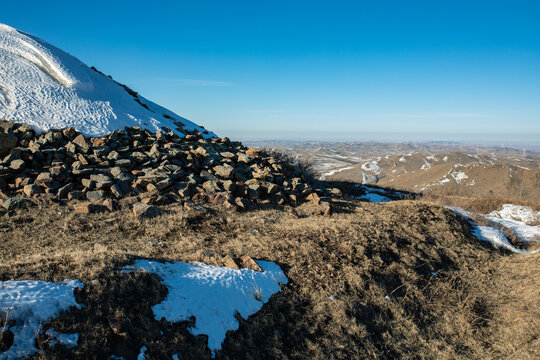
xmin=452 ymin=207 xmax=539 ymax=254
xmin=0 ymin=23 xmax=213 ymax=138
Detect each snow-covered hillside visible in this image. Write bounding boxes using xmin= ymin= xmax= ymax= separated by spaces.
xmin=0 ymin=23 xmax=213 ymax=138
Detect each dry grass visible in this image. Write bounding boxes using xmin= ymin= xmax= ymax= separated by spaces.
xmin=0 ymin=199 xmax=537 ymax=359
xmin=420 ymin=193 xmax=540 ymax=213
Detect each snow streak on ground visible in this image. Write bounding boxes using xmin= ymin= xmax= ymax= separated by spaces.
xmin=452 ymin=207 xmax=539 ymax=254
xmin=124 ymin=260 xmax=288 ymax=353
xmin=487 ymin=205 xmax=540 ymax=243
xmin=0 ymin=279 xmax=83 ymax=359
xmin=0 ymin=23 xmax=213 ymax=138
xmin=319 ymin=166 xmax=353 ymax=180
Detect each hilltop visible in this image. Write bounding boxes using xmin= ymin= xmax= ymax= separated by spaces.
xmin=0 ymin=23 xmax=539 ymax=360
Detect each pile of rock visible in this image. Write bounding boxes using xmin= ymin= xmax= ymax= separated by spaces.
xmin=0 ymin=121 xmax=335 ymax=214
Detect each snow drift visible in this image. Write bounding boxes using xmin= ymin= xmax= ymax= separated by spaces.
xmin=0 ymin=23 xmax=213 ymax=138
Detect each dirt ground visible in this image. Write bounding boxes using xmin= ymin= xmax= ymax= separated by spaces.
xmin=0 ymin=198 xmax=538 ymax=359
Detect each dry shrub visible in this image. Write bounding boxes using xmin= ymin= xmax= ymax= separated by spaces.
xmin=258 ymin=147 xmax=317 ymax=178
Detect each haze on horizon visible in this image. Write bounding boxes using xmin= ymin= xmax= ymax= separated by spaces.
xmin=2 ymin=1 xmax=539 ymax=145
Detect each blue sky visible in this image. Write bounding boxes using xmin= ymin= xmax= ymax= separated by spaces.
xmin=2 ymin=1 xmax=539 ymax=144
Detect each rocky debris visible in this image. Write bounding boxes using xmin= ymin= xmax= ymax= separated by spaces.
xmin=0 ymin=120 xmax=334 ymax=213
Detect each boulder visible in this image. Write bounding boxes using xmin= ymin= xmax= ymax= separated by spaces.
xmin=87 ymin=190 xmax=105 ymax=202
xmin=183 ymin=202 xmax=208 ymax=216
xmin=222 ymin=255 xmax=239 ymax=269
xmin=23 ymin=184 xmax=42 ymax=197
xmin=0 ymin=133 xmax=18 ymax=156
xmin=239 ymin=256 xmax=263 ymax=272
xmin=2 ymin=197 xmax=33 ymax=211
xmin=213 ymin=164 xmax=235 ymax=179
xmin=73 ymin=202 xmax=109 ymax=214
xmin=9 ymin=159 xmax=25 ymax=171
xmin=72 ymin=134 xmax=90 ymax=152
xmin=133 ymin=202 xmax=160 ymax=219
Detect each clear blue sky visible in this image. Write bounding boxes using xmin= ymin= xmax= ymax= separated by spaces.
xmin=2 ymin=1 xmax=539 ymax=144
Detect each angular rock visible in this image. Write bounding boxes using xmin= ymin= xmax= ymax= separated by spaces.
xmin=86 ymin=190 xmax=105 ymax=202
xmin=222 ymin=255 xmax=239 ymax=269
xmin=23 ymin=184 xmax=42 ymax=197
xmin=67 ymin=191 xmax=85 ymax=201
xmin=35 ymin=172 xmax=53 ymax=186
xmin=115 ymin=159 xmax=132 ymax=168
xmin=155 ymin=177 xmax=173 ymax=191
xmin=74 ymin=202 xmax=109 ymax=214
xmin=62 ymin=127 xmax=78 ymax=139
xmin=2 ymin=197 xmax=33 ymax=211
xmin=133 ymin=202 xmax=160 ymax=219
xmin=9 ymin=159 xmax=25 ymax=171
xmin=183 ymin=202 xmax=208 ymax=216
xmin=110 ymin=183 xmax=124 ymax=198
xmin=239 ymin=256 xmax=263 ymax=272
xmin=220 ymin=151 xmax=235 ymax=159
xmin=222 ymin=180 xmax=236 ymax=192
xmin=193 ymin=146 xmax=208 ymax=157
xmin=72 ymin=134 xmax=90 ymax=152
xmin=213 ymin=164 xmax=234 ymax=179
xmin=237 ymin=153 xmax=252 ymax=164
xmin=0 ymin=133 xmax=18 ymax=156
xmin=306 ymin=192 xmax=321 ymax=204
xmin=57 ymin=183 xmax=73 ymax=199
xmin=81 ymin=178 xmax=94 ymax=189
xmin=203 ymin=180 xmax=220 ymax=194
xmin=102 ymin=198 xmax=116 ymax=212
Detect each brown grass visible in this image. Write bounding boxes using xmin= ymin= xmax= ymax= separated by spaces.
xmin=0 ymin=199 xmax=537 ymax=359
xmin=420 ymin=193 xmax=540 ymax=213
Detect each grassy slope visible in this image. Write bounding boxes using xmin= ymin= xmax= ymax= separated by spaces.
xmin=0 ymin=199 xmax=538 ymax=359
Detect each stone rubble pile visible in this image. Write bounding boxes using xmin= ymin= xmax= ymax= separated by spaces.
xmin=0 ymin=121 xmax=337 ymax=215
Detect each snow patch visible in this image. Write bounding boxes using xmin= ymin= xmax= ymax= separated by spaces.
xmin=452 ymin=208 xmax=538 ymax=253
xmin=486 ymin=204 xmax=540 ymax=243
xmin=420 ymin=158 xmax=432 ymax=170
xmin=137 ymin=346 xmax=147 ymax=360
xmin=489 ymin=204 xmax=540 ymax=225
xmin=449 ymin=170 xmax=468 ymax=184
xmin=0 ymin=279 xmax=83 ymax=359
xmin=361 ymin=161 xmax=380 ymax=174
xmin=471 ymin=225 xmax=527 ymax=253
xmin=123 ymin=260 xmax=288 ymax=353
xmin=439 ymin=177 xmax=450 ymax=186
xmin=46 ymin=329 xmax=79 ymax=349
xmin=358 ymin=193 xmax=391 ymax=203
